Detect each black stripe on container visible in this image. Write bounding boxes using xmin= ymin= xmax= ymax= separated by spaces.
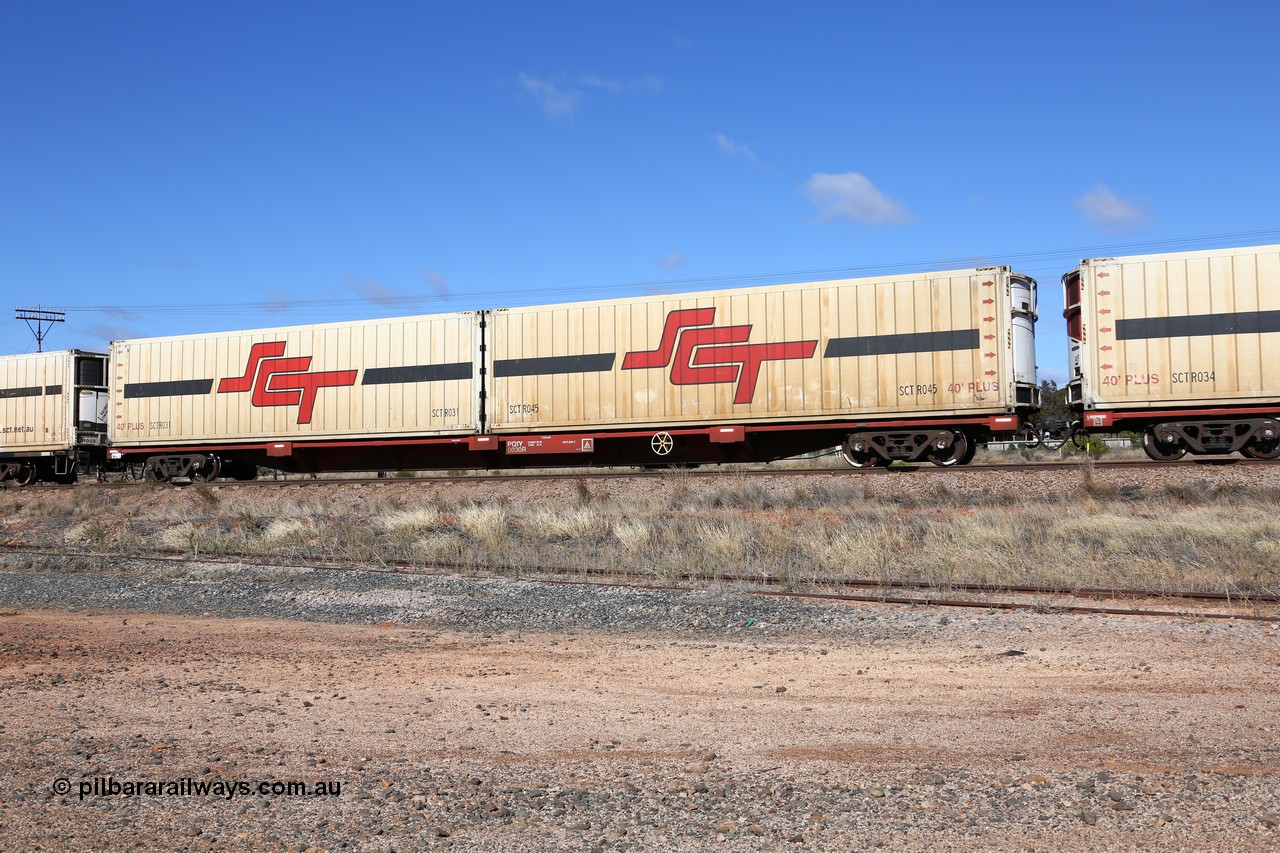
xmin=45 ymin=384 xmax=62 ymax=395
xmin=493 ymin=353 xmax=616 ymax=377
xmin=362 ymin=362 xmax=473 ymax=385
xmin=122 ymin=379 xmax=214 ymax=399
xmin=1116 ymin=310 xmax=1280 ymax=341
xmin=0 ymin=386 xmax=41 ymax=399
xmin=823 ymin=329 xmax=980 ymax=358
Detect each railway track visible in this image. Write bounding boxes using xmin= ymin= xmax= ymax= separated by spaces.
xmin=4 ymin=544 xmax=1277 ymax=623
xmin=50 ymin=455 xmax=1270 ymax=489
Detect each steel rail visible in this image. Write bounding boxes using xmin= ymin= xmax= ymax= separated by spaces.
xmin=3 ymin=542 xmax=1277 ymax=604
xmin=53 ymin=455 xmax=1270 ymax=490
xmin=3 ymin=545 xmax=1276 ymax=621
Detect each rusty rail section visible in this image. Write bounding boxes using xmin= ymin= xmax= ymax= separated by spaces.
xmin=3 ymin=544 xmax=1277 ymax=623
xmin=28 ymin=455 xmax=1271 ymax=490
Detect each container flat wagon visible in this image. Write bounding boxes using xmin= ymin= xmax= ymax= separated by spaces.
xmin=1064 ymin=244 xmax=1280 ymax=461
xmin=487 ymin=268 xmax=1039 ymax=467
xmin=103 ymin=267 xmax=1039 ymax=479
xmin=0 ymin=350 xmax=110 ymax=484
xmin=108 ymin=313 xmax=480 ymax=480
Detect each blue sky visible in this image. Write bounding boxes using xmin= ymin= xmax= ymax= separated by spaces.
xmin=3 ymin=2 xmax=1278 ymax=383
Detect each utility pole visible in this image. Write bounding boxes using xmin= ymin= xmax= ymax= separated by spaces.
xmin=15 ymin=306 xmax=65 ymax=352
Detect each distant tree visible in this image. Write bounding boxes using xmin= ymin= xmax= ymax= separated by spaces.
xmin=1037 ymin=379 xmax=1070 ymax=422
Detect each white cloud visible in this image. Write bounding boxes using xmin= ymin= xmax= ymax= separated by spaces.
xmin=715 ymin=133 xmax=763 ymax=168
xmin=1039 ymin=365 xmax=1068 ymax=385
xmin=517 ymin=72 xmax=661 ymax=121
xmin=1075 ymin=184 xmax=1146 ymax=231
xmin=661 ymin=252 xmax=684 ymax=270
xmin=580 ymin=74 xmax=663 ymax=95
xmin=802 ymin=172 xmax=910 ymax=225
xmin=517 ymin=73 xmax=582 ymax=121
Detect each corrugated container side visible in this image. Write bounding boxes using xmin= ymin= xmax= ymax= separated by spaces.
xmin=1076 ymin=244 xmax=1280 ymax=410
xmin=0 ymin=351 xmax=75 ymax=454
xmin=489 ymin=270 xmax=1020 ymax=432
xmin=110 ymin=313 xmax=480 ymax=446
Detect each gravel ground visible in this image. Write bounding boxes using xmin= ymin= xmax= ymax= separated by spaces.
xmin=1 ymin=554 xmax=1278 ymax=851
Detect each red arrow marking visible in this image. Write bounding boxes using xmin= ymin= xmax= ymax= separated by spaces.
xmin=982 ymin=298 xmax=995 ymax=305
xmin=1101 ymin=363 xmax=1113 ymax=370
xmin=983 ymin=352 xmax=996 ymax=358
xmin=981 ymin=280 xmax=994 ymax=287
xmin=984 ymin=370 xmax=997 ymax=376
xmin=982 ymin=316 xmax=995 ymax=322
xmin=1099 ymin=308 xmax=1112 ymax=315
xmin=984 ymin=334 xmax=996 ymax=340
xmin=1100 ymin=327 xmax=1113 ymax=333
xmin=1100 ymin=345 xmax=1113 ymax=351
xmin=1098 ymin=290 xmax=1111 ymax=296
xmin=1097 ymin=272 xmax=1111 ymax=278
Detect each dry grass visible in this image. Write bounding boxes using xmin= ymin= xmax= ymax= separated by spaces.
xmin=457 ymin=504 xmax=509 ymax=549
xmin=5 ymin=474 xmax=1280 ymax=600
xmin=523 ymin=507 xmax=607 ymax=540
xmin=380 ymin=507 xmax=445 ymax=536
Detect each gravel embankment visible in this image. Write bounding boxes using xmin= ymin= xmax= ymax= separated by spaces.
xmin=1 ymin=554 xmax=1278 ymax=851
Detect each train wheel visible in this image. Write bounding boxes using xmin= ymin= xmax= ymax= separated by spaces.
xmin=15 ymin=464 xmax=38 ymax=487
xmin=1242 ymin=437 xmax=1280 ymax=460
xmin=841 ymin=436 xmax=881 ymax=468
xmin=1019 ymin=426 xmax=1042 ymax=449
xmin=143 ymin=462 xmax=169 ymax=483
xmin=928 ymin=431 xmax=971 ymax=467
xmin=193 ymin=455 xmax=222 ymax=482
xmin=1141 ymin=428 xmax=1186 ymax=462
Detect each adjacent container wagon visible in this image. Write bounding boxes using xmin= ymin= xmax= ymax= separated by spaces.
xmin=1064 ymin=243 xmax=1280 ymax=461
xmin=106 ymin=266 xmax=1040 ymax=480
xmin=0 ymin=350 xmax=110 ymax=484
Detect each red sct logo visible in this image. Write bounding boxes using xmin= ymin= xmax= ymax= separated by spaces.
xmin=217 ymin=342 xmax=357 ymax=424
xmin=621 ymin=308 xmax=817 ymax=404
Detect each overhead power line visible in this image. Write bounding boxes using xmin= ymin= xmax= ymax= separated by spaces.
xmin=15 ymin=306 xmax=65 ymax=352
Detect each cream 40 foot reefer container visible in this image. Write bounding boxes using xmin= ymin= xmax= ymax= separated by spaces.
xmin=1064 ymin=243 xmax=1280 ymax=461
xmin=487 ymin=267 xmax=1039 ymax=468
xmin=0 ymin=350 xmax=110 ymax=484
xmin=108 ymin=313 xmax=480 ymax=480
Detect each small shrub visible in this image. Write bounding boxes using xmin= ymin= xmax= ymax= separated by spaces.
xmin=1083 ymin=437 xmax=1110 ymax=459
xmin=458 ymin=504 xmax=509 ymax=548
xmin=155 ymin=522 xmax=199 ymax=552
xmin=64 ymin=521 xmax=112 ymax=546
xmin=524 ymin=507 xmax=606 ymax=540
xmin=262 ymin=518 xmax=311 ymax=546
xmin=381 ymin=507 xmax=445 ymax=536
xmin=612 ymin=519 xmax=652 ymax=551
